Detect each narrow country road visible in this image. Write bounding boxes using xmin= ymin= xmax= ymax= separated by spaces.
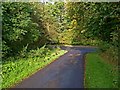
xmin=12 ymin=46 xmax=97 ymax=88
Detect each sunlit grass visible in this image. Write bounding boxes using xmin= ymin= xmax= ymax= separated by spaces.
xmin=85 ymin=53 xmax=118 ymax=88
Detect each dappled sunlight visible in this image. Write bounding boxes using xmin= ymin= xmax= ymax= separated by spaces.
xmin=2 ymin=1 xmax=118 ymax=88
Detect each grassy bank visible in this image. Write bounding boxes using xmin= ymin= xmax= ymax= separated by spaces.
xmin=2 ymin=47 xmax=67 ymax=88
xmin=85 ymin=53 xmax=118 ymax=88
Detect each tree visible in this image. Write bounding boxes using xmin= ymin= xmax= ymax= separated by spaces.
xmin=2 ymin=2 xmax=46 ymax=57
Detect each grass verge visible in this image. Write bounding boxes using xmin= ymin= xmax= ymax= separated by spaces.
xmin=85 ymin=52 xmax=118 ymax=88
xmin=2 ymin=47 xmax=67 ymax=88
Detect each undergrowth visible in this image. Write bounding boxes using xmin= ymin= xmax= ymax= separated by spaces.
xmin=2 ymin=46 xmax=67 ymax=88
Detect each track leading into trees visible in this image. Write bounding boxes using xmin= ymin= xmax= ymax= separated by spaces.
xmin=13 ymin=46 xmax=97 ymax=88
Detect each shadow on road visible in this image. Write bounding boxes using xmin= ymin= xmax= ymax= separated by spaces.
xmin=12 ymin=45 xmax=97 ymax=88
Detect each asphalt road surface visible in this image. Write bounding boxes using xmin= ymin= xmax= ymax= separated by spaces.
xmin=12 ymin=46 xmax=97 ymax=88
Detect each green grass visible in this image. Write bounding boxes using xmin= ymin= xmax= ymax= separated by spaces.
xmin=2 ymin=47 xmax=67 ymax=88
xmin=85 ymin=52 xmax=118 ymax=88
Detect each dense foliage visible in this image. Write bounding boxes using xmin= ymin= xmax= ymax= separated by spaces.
xmin=65 ymin=2 xmax=119 ymax=63
xmin=2 ymin=2 xmax=47 ymax=57
xmin=2 ymin=2 xmax=119 ymax=88
xmin=65 ymin=2 xmax=119 ymax=44
xmin=2 ymin=1 xmax=119 ymax=65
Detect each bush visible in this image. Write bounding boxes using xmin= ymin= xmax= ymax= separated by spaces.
xmin=98 ymin=41 xmax=111 ymax=52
